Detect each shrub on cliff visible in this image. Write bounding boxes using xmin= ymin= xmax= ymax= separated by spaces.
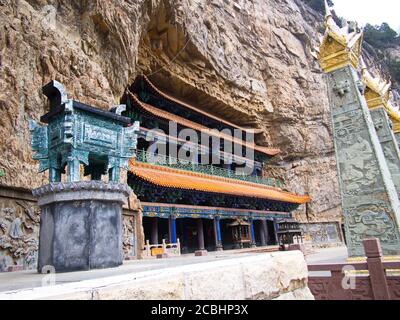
xmin=387 ymin=58 xmax=400 ymax=84
xmin=364 ymin=23 xmax=399 ymax=49
xmin=302 ymin=0 xmax=334 ymax=13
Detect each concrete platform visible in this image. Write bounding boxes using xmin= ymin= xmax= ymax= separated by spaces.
xmin=305 ymin=246 xmax=348 ymax=264
xmin=0 ymin=250 xmax=313 ymax=300
xmin=0 ymin=247 xmax=278 ymax=293
xmin=0 ymin=245 xmax=347 ymax=297
xmin=306 ymin=246 xmax=348 ymax=277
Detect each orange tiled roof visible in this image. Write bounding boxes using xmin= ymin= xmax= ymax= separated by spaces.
xmin=129 ymin=160 xmax=311 ymax=205
xmin=133 ymin=75 xmax=265 ymax=134
xmin=129 ymin=93 xmax=281 ymax=156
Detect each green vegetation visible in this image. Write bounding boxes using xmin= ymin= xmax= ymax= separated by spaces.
xmin=387 ymin=58 xmax=400 ymax=84
xmin=364 ymin=23 xmax=399 ymax=49
xmin=302 ymin=0 xmax=333 ymax=13
xmin=363 ymin=24 xmax=400 ymax=84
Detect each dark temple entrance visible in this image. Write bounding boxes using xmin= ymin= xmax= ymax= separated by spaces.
xmin=220 ymin=219 xmax=236 ymax=250
xmin=143 ymin=216 xmax=278 ymax=254
xmin=267 ymin=220 xmax=277 ymax=245
xmin=142 ymin=217 xmax=169 ymax=245
xmin=177 ymin=218 xmax=197 ymax=254
xmin=177 ymin=218 xmax=216 ymax=254
xmin=203 ymin=219 xmax=215 ymax=251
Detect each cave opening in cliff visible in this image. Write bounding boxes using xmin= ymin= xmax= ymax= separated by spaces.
xmin=130 ymin=1 xmax=259 ymax=131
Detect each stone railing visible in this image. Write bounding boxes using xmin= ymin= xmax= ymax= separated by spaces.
xmin=135 ymin=149 xmax=282 ymax=188
xmin=143 ymin=239 xmax=181 ymax=258
xmin=308 ymin=238 xmax=400 ymax=300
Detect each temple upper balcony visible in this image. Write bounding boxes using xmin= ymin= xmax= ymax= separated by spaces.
xmin=122 ymin=74 xmax=285 ymax=191
xmin=137 ymin=126 xmax=267 ymax=169
xmin=133 ymin=148 xmax=283 ymax=189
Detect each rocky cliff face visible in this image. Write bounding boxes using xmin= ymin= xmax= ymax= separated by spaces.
xmin=0 ymin=0 xmax=342 ymax=223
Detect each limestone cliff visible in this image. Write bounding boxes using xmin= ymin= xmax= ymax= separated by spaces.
xmin=0 ymin=0 xmax=343 ymax=224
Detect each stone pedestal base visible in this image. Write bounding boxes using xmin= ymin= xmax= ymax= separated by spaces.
xmin=195 ymin=250 xmax=208 ymax=256
xmin=33 ymin=181 xmax=132 ymax=273
xmin=216 ymin=245 xmax=223 ymax=251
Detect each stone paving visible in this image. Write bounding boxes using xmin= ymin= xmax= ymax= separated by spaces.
xmin=0 ymin=245 xmax=348 ymax=294
xmin=305 ymin=246 xmax=348 ymax=264
xmin=0 ymin=246 xmax=279 ymax=293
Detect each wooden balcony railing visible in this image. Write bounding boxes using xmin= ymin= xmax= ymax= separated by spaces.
xmin=134 ymin=149 xmax=283 ymax=188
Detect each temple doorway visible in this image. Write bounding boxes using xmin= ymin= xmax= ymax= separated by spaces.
xmin=203 ymin=219 xmax=215 ymax=251
xmin=177 ymin=218 xmax=198 ymax=254
xmin=253 ymin=220 xmax=270 ymax=247
xmin=267 ymin=220 xmax=277 ymax=245
xmin=177 ymin=218 xmax=216 ymax=253
xmin=142 ymin=216 xmax=153 ymax=244
xmin=253 ymin=220 xmax=263 ymax=246
xmin=219 ymin=219 xmax=236 ymax=250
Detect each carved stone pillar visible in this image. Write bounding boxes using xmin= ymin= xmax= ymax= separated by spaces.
xmin=361 ymin=62 xmax=400 ymax=195
xmin=317 ymin=4 xmax=400 ymax=257
xmin=370 ymin=107 xmax=400 ymax=193
xmin=326 ymin=66 xmax=400 ymax=256
xmin=396 ymin=133 xmax=400 ymax=148
xmin=393 ymin=113 xmax=400 ymax=147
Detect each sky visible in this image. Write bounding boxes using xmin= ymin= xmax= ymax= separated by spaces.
xmin=332 ymin=0 xmax=400 ymax=33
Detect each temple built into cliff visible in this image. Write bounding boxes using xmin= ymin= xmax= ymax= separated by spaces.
xmin=122 ymin=75 xmax=310 ymax=254
xmin=4 ymin=0 xmax=400 ymax=273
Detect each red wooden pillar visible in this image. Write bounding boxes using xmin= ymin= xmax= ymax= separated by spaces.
xmin=363 ymin=238 xmax=390 ymax=300
xmin=151 ymin=217 xmax=158 ymax=245
xmin=197 ymin=218 xmax=205 ymax=251
xmin=195 ymin=218 xmax=207 ymax=256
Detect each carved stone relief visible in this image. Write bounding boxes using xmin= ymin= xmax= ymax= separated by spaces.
xmin=300 ymin=222 xmax=342 ymax=245
xmin=122 ymin=213 xmax=136 ymax=259
xmin=344 ymin=203 xmax=400 ymax=256
xmin=0 ymin=198 xmax=40 ymax=272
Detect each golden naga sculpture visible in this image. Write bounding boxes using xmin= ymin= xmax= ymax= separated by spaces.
xmin=360 ymin=58 xmax=400 ymax=132
xmin=316 ymin=0 xmax=363 ymax=73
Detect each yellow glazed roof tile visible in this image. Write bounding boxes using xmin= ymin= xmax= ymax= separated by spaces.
xmin=129 ymin=160 xmax=311 ymax=205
